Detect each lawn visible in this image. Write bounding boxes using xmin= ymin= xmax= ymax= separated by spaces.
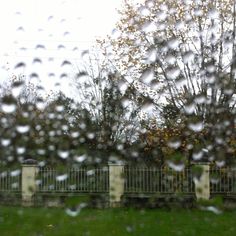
xmin=0 ymin=206 xmax=236 ymax=236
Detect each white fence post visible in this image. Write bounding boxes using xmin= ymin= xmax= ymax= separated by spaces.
xmin=193 ymin=163 xmax=210 ymax=200
xmin=108 ymin=162 xmax=125 ymax=207
xmin=22 ymin=159 xmax=38 ymax=206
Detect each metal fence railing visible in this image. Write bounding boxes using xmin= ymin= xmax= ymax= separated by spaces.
xmin=0 ymin=169 xmax=21 ymax=193
xmin=1 ymin=166 xmax=236 ymax=198
xmin=124 ymin=167 xmax=194 ymax=194
xmin=210 ymin=168 xmax=236 ymax=195
xmin=36 ymin=167 xmax=109 ymax=193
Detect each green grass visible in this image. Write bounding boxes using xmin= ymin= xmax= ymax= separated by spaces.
xmin=0 ymin=206 xmax=236 ymax=236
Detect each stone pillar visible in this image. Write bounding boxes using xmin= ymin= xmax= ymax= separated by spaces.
xmin=21 ymin=159 xmax=38 ymax=206
xmin=108 ymin=162 xmax=125 ymax=207
xmin=193 ymin=163 xmax=210 ymax=200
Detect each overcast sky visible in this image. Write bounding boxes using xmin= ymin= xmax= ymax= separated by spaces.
xmin=0 ymin=0 xmax=123 ymax=53
xmin=0 ymin=0 xmax=126 ymax=92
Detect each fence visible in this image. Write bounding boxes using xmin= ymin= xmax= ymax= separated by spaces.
xmin=1 ymin=163 xmax=236 ymax=206
xmin=37 ymin=167 xmax=109 ymax=193
xmin=124 ymin=167 xmax=194 ymax=194
xmin=0 ymin=169 xmax=21 ymax=193
xmin=210 ymin=168 xmax=236 ymax=196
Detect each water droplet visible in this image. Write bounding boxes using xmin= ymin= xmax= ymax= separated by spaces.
xmin=165 ymin=54 xmax=176 ymax=65
xmin=1 ymin=139 xmax=11 ymax=146
xmin=206 ymin=65 xmax=215 ymax=73
xmin=87 ymin=133 xmax=95 ymax=139
xmin=157 ymin=10 xmax=167 ymax=21
xmin=69 ymin=185 xmax=76 ymax=190
xmin=168 ymin=38 xmax=179 ymax=49
xmin=167 ymin=140 xmax=181 ymax=149
xmin=126 ymin=225 xmax=134 ymax=233
xmin=167 ymin=162 xmax=185 ymax=172
xmin=208 ymin=9 xmax=219 ymax=19
xmin=194 ymin=95 xmax=206 ymax=104
xmin=87 ymin=170 xmax=94 ymax=176
xmin=1 ymin=104 xmax=16 ymax=113
xmin=35 ymin=44 xmax=46 ymax=50
xmin=12 ymin=182 xmax=19 ymax=189
xmin=61 ymin=60 xmax=72 ymax=67
xmin=71 ymin=131 xmax=80 ymax=138
xmin=188 ymin=122 xmax=204 ymax=132
xmin=12 ymin=85 xmax=22 ymax=97
xmin=16 ymin=125 xmax=30 ymax=133
xmin=224 ymin=88 xmax=233 ymax=95
xmin=183 ymin=51 xmax=194 ymax=64
xmin=116 ymin=144 xmax=124 ymax=151
xmin=19 ymin=47 xmax=27 ymax=51
xmin=16 ymin=26 xmax=24 ymax=32
xmin=65 ymin=203 xmax=87 ymax=217
xmin=10 ymin=169 xmax=21 ymax=177
xmin=63 ymin=31 xmax=70 ymax=37
xmin=139 ymin=6 xmax=150 ymax=16
xmin=184 ymin=104 xmax=195 ymax=114
xmin=14 ymin=62 xmax=26 ymax=69
xmin=32 ymin=58 xmax=42 ymax=65
xmin=142 ymin=22 xmax=156 ymax=33
xmin=58 ymin=44 xmax=65 ymax=50
xmin=167 ymin=67 xmax=180 ymax=79
xmin=111 ymin=29 xmax=121 ymax=39
xmin=56 ymin=105 xmax=64 ymax=112
xmin=210 ymin=177 xmax=220 ymax=184
xmin=74 ymin=154 xmax=87 ymax=163
xmin=146 ymin=48 xmax=157 ymax=63
xmin=65 ymin=208 xmax=80 ymax=217
xmin=7 ymin=155 xmax=14 ymax=162
xmin=57 ymin=150 xmax=69 ymax=159
xmin=60 ymin=73 xmax=68 ymax=79
xmin=141 ymin=102 xmax=155 ymax=114
xmin=0 ymin=172 xmax=7 ymax=178
xmin=81 ymin=50 xmax=89 ymax=58
xmin=192 ymin=151 xmax=203 ymax=160
xmin=36 ymin=100 xmax=46 ymax=110
xmin=56 ymin=174 xmax=68 ymax=182
xmin=29 ymin=73 xmax=39 ymax=80
xmin=175 ymin=21 xmax=185 ymax=31
xmin=48 ymin=15 xmax=54 ymax=21
xmin=194 ymin=9 xmax=203 ymax=17
xmin=216 ymin=160 xmax=225 ymax=168
xmin=140 ymin=69 xmax=154 ymax=84
xmin=72 ymin=47 xmax=78 ymax=52
xmin=204 ymin=206 xmax=222 ymax=215
xmin=75 ymin=72 xmax=88 ymax=82
xmin=36 ymin=179 xmax=42 ymax=186
xmin=37 ymin=149 xmax=46 ymax=155
xmin=17 ymin=147 xmax=26 ymax=154
xmin=48 ymin=73 xmax=55 ymax=78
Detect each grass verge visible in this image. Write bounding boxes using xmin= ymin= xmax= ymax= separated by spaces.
xmin=0 ymin=206 xmax=236 ymax=236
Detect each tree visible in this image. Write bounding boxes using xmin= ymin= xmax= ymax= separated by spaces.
xmin=0 ymin=55 xmax=145 ymax=167
xmin=0 ymin=89 xmax=76 ymax=168
xmin=99 ymin=0 xmax=236 ymax=166
xmin=72 ymin=56 xmax=143 ymax=162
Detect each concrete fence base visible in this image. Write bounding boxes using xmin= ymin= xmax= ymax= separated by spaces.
xmin=21 ymin=161 xmax=38 ymax=206
xmin=193 ymin=163 xmax=210 ymax=201
xmin=108 ymin=163 xmax=125 ymax=207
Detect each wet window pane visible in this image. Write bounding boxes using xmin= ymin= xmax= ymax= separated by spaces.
xmin=1 ymin=0 xmax=236 ymax=235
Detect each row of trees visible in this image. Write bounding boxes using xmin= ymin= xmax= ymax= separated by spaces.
xmin=1 ymin=0 xmax=236 ymax=168
xmin=98 ymin=0 xmax=236 ymax=167
xmin=0 ymin=70 xmax=156 ymax=168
